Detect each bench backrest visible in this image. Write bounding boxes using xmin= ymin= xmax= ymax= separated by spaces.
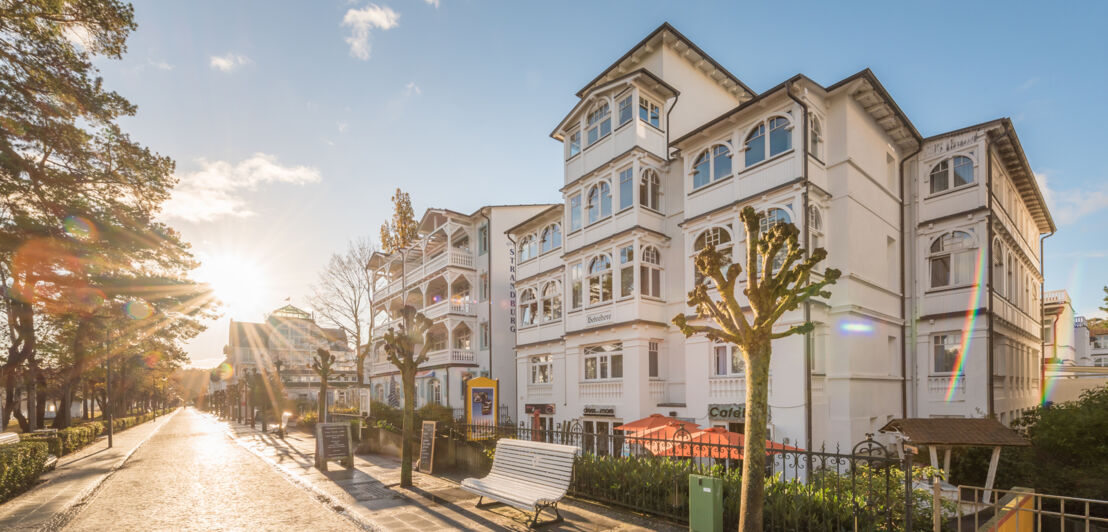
xmin=0 ymin=432 xmax=19 ymax=446
xmin=490 ymin=438 xmax=578 ymax=492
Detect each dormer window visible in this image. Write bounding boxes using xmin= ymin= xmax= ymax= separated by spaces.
xmin=929 ymin=155 xmax=974 ymax=195
xmin=639 ymin=97 xmax=660 ymax=128
xmin=586 ymin=101 xmax=611 ymax=146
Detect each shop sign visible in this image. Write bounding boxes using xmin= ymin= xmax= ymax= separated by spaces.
xmin=585 ymin=311 xmax=612 ymax=325
xmin=708 ymin=404 xmax=745 ymax=421
xmin=525 ymin=403 xmax=555 ymax=415
xmin=583 ymin=405 xmax=616 ymax=417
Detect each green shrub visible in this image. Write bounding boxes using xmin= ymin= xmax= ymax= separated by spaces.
xmin=18 ymin=434 xmax=61 ymax=457
xmin=58 ymin=423 xmax=104 ymax=455
xmin=299 ymin=411 xmax=318 ymax=432
xmin=0 ymin=441 xmax=50 ymax=503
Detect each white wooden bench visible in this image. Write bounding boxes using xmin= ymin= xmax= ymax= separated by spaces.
xmin=1 ymin=432 xmax=58 ymax=470
xmin=461 ymin=438 xmax=579 ymax=527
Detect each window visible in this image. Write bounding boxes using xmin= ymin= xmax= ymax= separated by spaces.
xmin=929 ymin=155 xmax=974 ymax=194
xmin=692 ymin=144 xmax=733 ymax=189
xmin=588 ymin=254 xmax=613 ymax=304
xmin=745 ymin=124 xmax=766 ymax=166
xmin=583 ymin=343 xmax=623 ymax=380
xmin=586 ymin=101 xmax=611 ymax=145
xmin=618 ymin=168 xmax=633 ymax=210
xmin=1006 ymin=251 xmax=1014 ymax=300
xmin=540 ymin=224 xmax=561 ymax=254
xmin=479 ymin=273 xmax=489 ymax=301
xmin=693 ymin=226 xmax=733 ymax=284
xmin=586 ymin=182 xmax=612 ymax=224
xmin=759 ymin=208 xmax=792 ymax=272
xmin=648 ymin=341 xmax=660 ymax=378
xmin=1043 ymin=322 xmax=1053 ymax=344
xmin=568 ymin=131 xmax=581 ymax=159
xmin=641 ymin=246 xmax=662 ymax=298
xmin=618 ymin=95 xmax=633 ymax=126
xmin=992 ymin=241 xmax=1005 ymax=298
xmin=530 ymin=355 xmax=553 ymax=384
xmin=769 ymin=116 xmax=792 ymax=156
xmin=619 ymin=244 xmax=634 ymax=298
xmin=541 ymin=281 xmax=561 ymax=322
xmin=933 ymin=334 xmax=961 ymax=374
xmin=570 ymin=263 xmax=583 ymax=309
xmin=428 ymin=332 xmax=446 ymax=352
xmin=640 ymin=169 xmax=661 ymax=211
xmin=639 ymin=97 xmax=660 ymax=128
xmin=569 ymin=193 xmax=582 ymax=231
xmin=479 ymin=321 xmax=489 ymax=349
xmin=454 ymin=327 xmax=471 ymax=349
xmin=429 ymin=379 xmax=442 ymax=405
xmin=478 ymin=224 xmax=489 ymax=255
xmin=518 ymin=234 xmax=537 ymax=262
xmin=809 ymin=115 xmax=823 ymax=158
xmin=929 ymin=231 xmax=976 ymax=288
xmin=520 ymin=288 xmax=537 ymax=326
xmin=808 ymin=206 xmax=823 ymax=250
xmin=713 ymin=345 xmax=744 ymax=376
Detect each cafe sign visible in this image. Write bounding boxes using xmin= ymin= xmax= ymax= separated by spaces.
xmin=525 ymin=404 xmax=555 ymax=415
xmin=708 ymin=404 xmax=745 ymax=421
xmin=583 ymin=405 xmax=616 ymax=417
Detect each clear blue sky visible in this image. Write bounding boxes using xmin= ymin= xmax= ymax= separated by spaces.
xmin=96 ymin=1 xmax=1108 ymax=368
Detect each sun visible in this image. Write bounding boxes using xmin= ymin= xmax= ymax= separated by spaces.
xmin=195 ymin=253 xmax=268 ymax=320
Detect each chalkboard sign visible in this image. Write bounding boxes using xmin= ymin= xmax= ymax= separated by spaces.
xmin=418 ymin=420 xmax=436 ymax=474
xmin=315 ymin=422 xmax=353 ymax=471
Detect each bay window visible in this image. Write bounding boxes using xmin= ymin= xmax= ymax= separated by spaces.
xmin=583 ymin=343 xmax=623 ymax=380
xmin=518 ymin=234 xmax=537 ymax=262
xmin=692 ymin=143 xmax=732 ymax=190
xmin=571 ymin=263 xmax=583 ymax=309
xmin=520 ymin=288 xmax=537 ymax=326
xmin=618 ymin=168 xmax=633 ymax=210
xmin=619 ymin=244 xmax=634 ymax=298
xmin=693 ymin=226 xmax=732 ymax=284
xmin=745 ymin=115 xmax=793 ymax=167
xmin=586 ymin=181 xmax=612 ymax=224
xmin=588 ymin=254 xmax=613 ymax=304
xmin=640 ymin=168 xmax=661 ymax=211
xmin=541 ymin=281 xmax=562 ymax=321
xmin=618 ymin=95 xmax=632 ymax=126
xmin=568 ymin=130 xmax=581 ymax=158
xmin=540 ymin=223 xmax=561 ymax=254
xmin=569 ymin=193 xmax=582 ymax=231
xmin=586 ymin=101 xmax=611 ymax=145
xmin=641 ymin=246 xmax=662 ymax=298
xmin=929 ymin=231 xmax=976 ymax=288
xmin=639 ymin=97 xmax=660 ymax=128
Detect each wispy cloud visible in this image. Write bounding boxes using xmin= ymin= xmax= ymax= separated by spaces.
xmin=342 ymin=3 xmax=399 ymax=60
xmin=405 ymin=81 xmax=421 ymax=96
xmin=1017 ymin=77 xmax=1040 ymax=92
xmin=209 ymin=52 xmax=251 ymax=72
xmin=1036 ymin=171 xmax=1108 ymax=226
xmin=148 ymin=58 xmax=174 ymax=71
xmin=424 ymin=0 xmax=440 ymax=7
xmin=162 ymin=154 xmax=321 ymax=222
xmin=337 ymin=121 xmax=349 ymax=133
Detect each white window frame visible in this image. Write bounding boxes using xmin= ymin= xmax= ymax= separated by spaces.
xmin=639 ymin=96 xmax=661 ymax=128
xmin=618 ymin=243 xmax=634 ymax=299
xmin=540 ymin=223 xmax=562 ymax=254
xmin=691 ymin=142 xmax=733 ymax=190
xmin=929 ymin=231 xmax=977 ymax=289
xmin=932 ymin=334 xmax=962 ymax=375
xmin=541 ymin=281 xmax=562 ymax=322
xmin=586 ymin=100 xmax=611 ymax=146
xmin=712 ymin=345 xmax=744 ymax=377
xmin=928 ymin=155 xmax=975 ymax=195
xmin=569 ymin=193 xmax=582 ymax=232
xmin=641 ymin=245 xmax=662 ymax=299
xmin=586 ymin=181 xmax=612 ymax=225
xmin=530 ymin=355 xmax=553 ymax=384
xmin=587 ymin=254 xmax=613 ymax=305
xmin=519 ymin=287 xmax=538 ymax=327
xmin=567 ymin=130 xmax=581 ymax=159
xmin=583 ymin=343 xmax=623 ymax=381
xmin=640 ymin=168 xmax=661 ymax=211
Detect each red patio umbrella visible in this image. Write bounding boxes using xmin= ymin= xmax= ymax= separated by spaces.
xmin=614 ymin=413 xmax=697 ymax=434
xmin=624 ymin=420 xmax=700 ymax=454
xmin=653 ymin=427 xmax=804 ymax=460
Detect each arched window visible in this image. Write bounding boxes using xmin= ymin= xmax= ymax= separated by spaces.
xmin=520 ymin=288 xmax=537 ymax=326
xmin=808 ymin=205 xmax=824 ymax=249
xmin=759 ymin=208 xmax=793 ymax=272
xmin=992 ymin=240 xmax=1005 ymax=297
xmin=541 ymin=281 xmax=562 ymax=322
xmin=640 ymin=169 xmax=661 ymax=210
xmin=641 ymin=246 xmax=662 ymax=298
xmin=929 ymin=230 xmax=976 ymax=288
xmin=453 ymin=325 xmax=471 ymax=350
xmin=745 ymin=124 xmax=766 ymax=167
xmin=540 ymin=224 xmax=561 ymax=254
xmin=587 ymin=181 xmax=611 ymax=224
xmin=519 ymin=234 xmax=536 ymax=261
xmin=693 ymin=226 xmax=733 ymax=284
xmin=692 ymin=144 xmax=732 ymax=189
xmin=809 ymin=115 xmax=823 ymax=158
xmin=1006 ymin=251 xmax=1014 ymax=301
xmin=587 ymin=254 xmax=613 ymax=304
xmin=374 ymin=383 xmax=384 ymax=402
xmin=769 ymin=116 xmax=792 ymax=157
xmin=929 ymin=155 xmax=974 ymax=194
xmin=586 ymin=100 xmax=611 ymax=146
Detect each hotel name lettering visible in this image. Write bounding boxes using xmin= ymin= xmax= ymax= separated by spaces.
xmin=585 ymin=311 xmax=612 ymax=325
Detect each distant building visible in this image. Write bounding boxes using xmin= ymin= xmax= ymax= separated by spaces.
xmin=220 ymin=304 xmax=359 ymax=408
xmin=1090 ymin=320 xmax=1108 ymax=367
xmin=1043 ymin=290 xmax=1077 ymax=364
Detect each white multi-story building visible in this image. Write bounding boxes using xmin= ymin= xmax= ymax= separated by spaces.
xmin=1090 ymin=321 xmax=1108 ymax=367
xmin=507 ymin=23 xmax=1054 ymax=450
xmin=1043 ymin=290 xmax=1077 ymax=364
xmin=365 ymin=205 xmax=554 ymax=416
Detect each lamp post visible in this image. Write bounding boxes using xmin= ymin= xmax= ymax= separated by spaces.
xmin=160 ymin=377 xmax=167 ymax=416
xmin=248 ymin=368 xmax=256 ymax=429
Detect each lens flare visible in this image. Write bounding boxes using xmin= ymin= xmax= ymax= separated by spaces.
xmin=125 ymin=299 xmax=154 ymax=320
xmin=947 ymin=249 xmax=987 ymax=401
xmin=215 ymin=362 xmax=234 ymax=381
xmin=144 ymin=350 xmax=163 ymax=368
xmin=839 ymin=321 xmax=874 ymax=334
xmin=63 ymin=216 xmax=97 ymax=241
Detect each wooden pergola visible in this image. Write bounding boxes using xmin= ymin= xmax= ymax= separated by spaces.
xmin=879 ymin=418 xmax=1030 ymax=502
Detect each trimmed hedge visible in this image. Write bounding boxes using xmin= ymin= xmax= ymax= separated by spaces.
xmin=0 ymin=441 xmax=49 ymax=503
xmin=17 ymin=412 xmax=157 ymax=459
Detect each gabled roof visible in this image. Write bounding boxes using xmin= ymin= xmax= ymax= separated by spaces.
xmin=880 ymin=418 xmax=1029 ymax=447
xmin=576 ymin=23 xmax=755 ymax=101
xmin=552 ymin=68 xmax=679 ymax=140
xmin=506 ymin=204 xmax=563 ymax=236
xmin=925 ymin=118 xmax=1055 ymax=233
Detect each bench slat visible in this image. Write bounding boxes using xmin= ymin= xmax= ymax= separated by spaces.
xmin=461 ymin=439 xmax=578 ymax=512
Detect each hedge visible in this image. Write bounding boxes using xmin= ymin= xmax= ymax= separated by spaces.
xmin=0 ymin=441 xmax=49 ymax=503
xmin=17 ymin=412 xmax=158 ymax=459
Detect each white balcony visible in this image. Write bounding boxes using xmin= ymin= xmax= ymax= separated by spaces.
xmin=708 ymin=377 xmax=745 ymax=401
xmin=580 ymin=380 xmax=623 ymax=401
xmin=649 ymin=380 xmax=665 ymax=402
xmin=423 ymin=348 xmax=475 ymax=367
xmin=928 ymin=375 xmax=964 ymax=401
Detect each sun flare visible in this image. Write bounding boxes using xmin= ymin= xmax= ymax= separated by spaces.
xmin=195 ymin=253 xmax=268 ymax=321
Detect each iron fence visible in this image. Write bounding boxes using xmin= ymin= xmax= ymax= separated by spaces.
xmin=450 ymin=421 xmax=937 ymax=531
xmin=956 ymin=485 xmax=1108 ymax=532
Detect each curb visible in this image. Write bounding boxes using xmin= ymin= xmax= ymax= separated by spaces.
xmin=36 ymin=409 xmax=180 ymax=532
xmin=221 ymin=419 xmax=382 ymax=532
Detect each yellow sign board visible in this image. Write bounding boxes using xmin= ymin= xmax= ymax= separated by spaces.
xmin=465 ymin=377 xmax=498 ymax=440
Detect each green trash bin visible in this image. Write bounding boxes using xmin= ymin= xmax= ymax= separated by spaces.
xmin=689 ymin=474 xmax=723 ymax=532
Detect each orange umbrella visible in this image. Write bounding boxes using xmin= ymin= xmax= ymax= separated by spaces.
xmin=653 ymin=427 xmax=805 ymax=460
xmin=624 ymin=420 xmax=700 ymax=454
xmin=614 ymin=414 xmax=697 ymax=434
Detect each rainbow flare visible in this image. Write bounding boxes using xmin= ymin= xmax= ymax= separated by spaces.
xmin=947 ymin=249 xmax=988 ymax=401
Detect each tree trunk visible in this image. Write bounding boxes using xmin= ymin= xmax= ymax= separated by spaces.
xmin=400 ymin=369 xmax=416 ymax=488
xmin=35 ymin=369 xmax=47 ymax=428
xmin=317 ymin=380 xmax=327 ymax=425
xmin=738 ymin=342 xmax=772 ymax=532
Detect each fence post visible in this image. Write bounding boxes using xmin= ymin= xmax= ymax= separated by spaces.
xmin=904 ymin=446 xmax=915 ymax=531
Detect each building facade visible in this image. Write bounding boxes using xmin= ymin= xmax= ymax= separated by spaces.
xmin=365 ymin=205 xmax=554 ymax=417
xmin=1043 ymin=290 xmax=1077 ymax=365
xmin=220 ymin=304 xmax=360 ymax=407
xmin=1090 ymin=320 xmax=1108 ymax=367
xmin=506 ymin=23 xmax=1054 ymax=451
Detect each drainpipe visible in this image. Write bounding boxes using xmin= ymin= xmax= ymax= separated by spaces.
xmin=986 ymin=142 xmax=995 ymax=417
xmin=664 ymin=92 xmax=680 ymax=161
xmin=1039 ymin=230 xmax=1054 ymax=400
xmin=482 ymin=210 xmax=494 ymax=384
xmin=899 ymin=139 xmax=923 ymax=420
xmin=784 ymin=78 xmax=812 ymax=451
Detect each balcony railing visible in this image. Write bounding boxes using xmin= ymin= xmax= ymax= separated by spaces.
xmin=649 ymin=380 xmax=665 ymax=402
xmin=1044 ymin=290 xmax=1068 ymax=305
xmin=450 ymin=349 xmax=475 ymax=363
xmin=708 ymin=377 xmax=745 ymax=400
xmin=580 ymin=380 xmax=622 ymax=400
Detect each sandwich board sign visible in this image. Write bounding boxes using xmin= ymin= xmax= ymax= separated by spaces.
xmin=315 ymin=421 xmax=353 ymax=471
xmin=417 ymin=420 xmax=437 ymax=473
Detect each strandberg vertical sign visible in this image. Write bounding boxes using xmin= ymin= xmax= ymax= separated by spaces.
xmin=508 ymin=242 xmax=516 ymax=333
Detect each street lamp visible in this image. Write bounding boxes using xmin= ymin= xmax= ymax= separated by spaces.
xmin=160 ymin=376 xmax=168 ymax=416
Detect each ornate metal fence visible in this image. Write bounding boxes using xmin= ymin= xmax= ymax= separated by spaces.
xmin=452 ymin=421 xmax=931 ymax=531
